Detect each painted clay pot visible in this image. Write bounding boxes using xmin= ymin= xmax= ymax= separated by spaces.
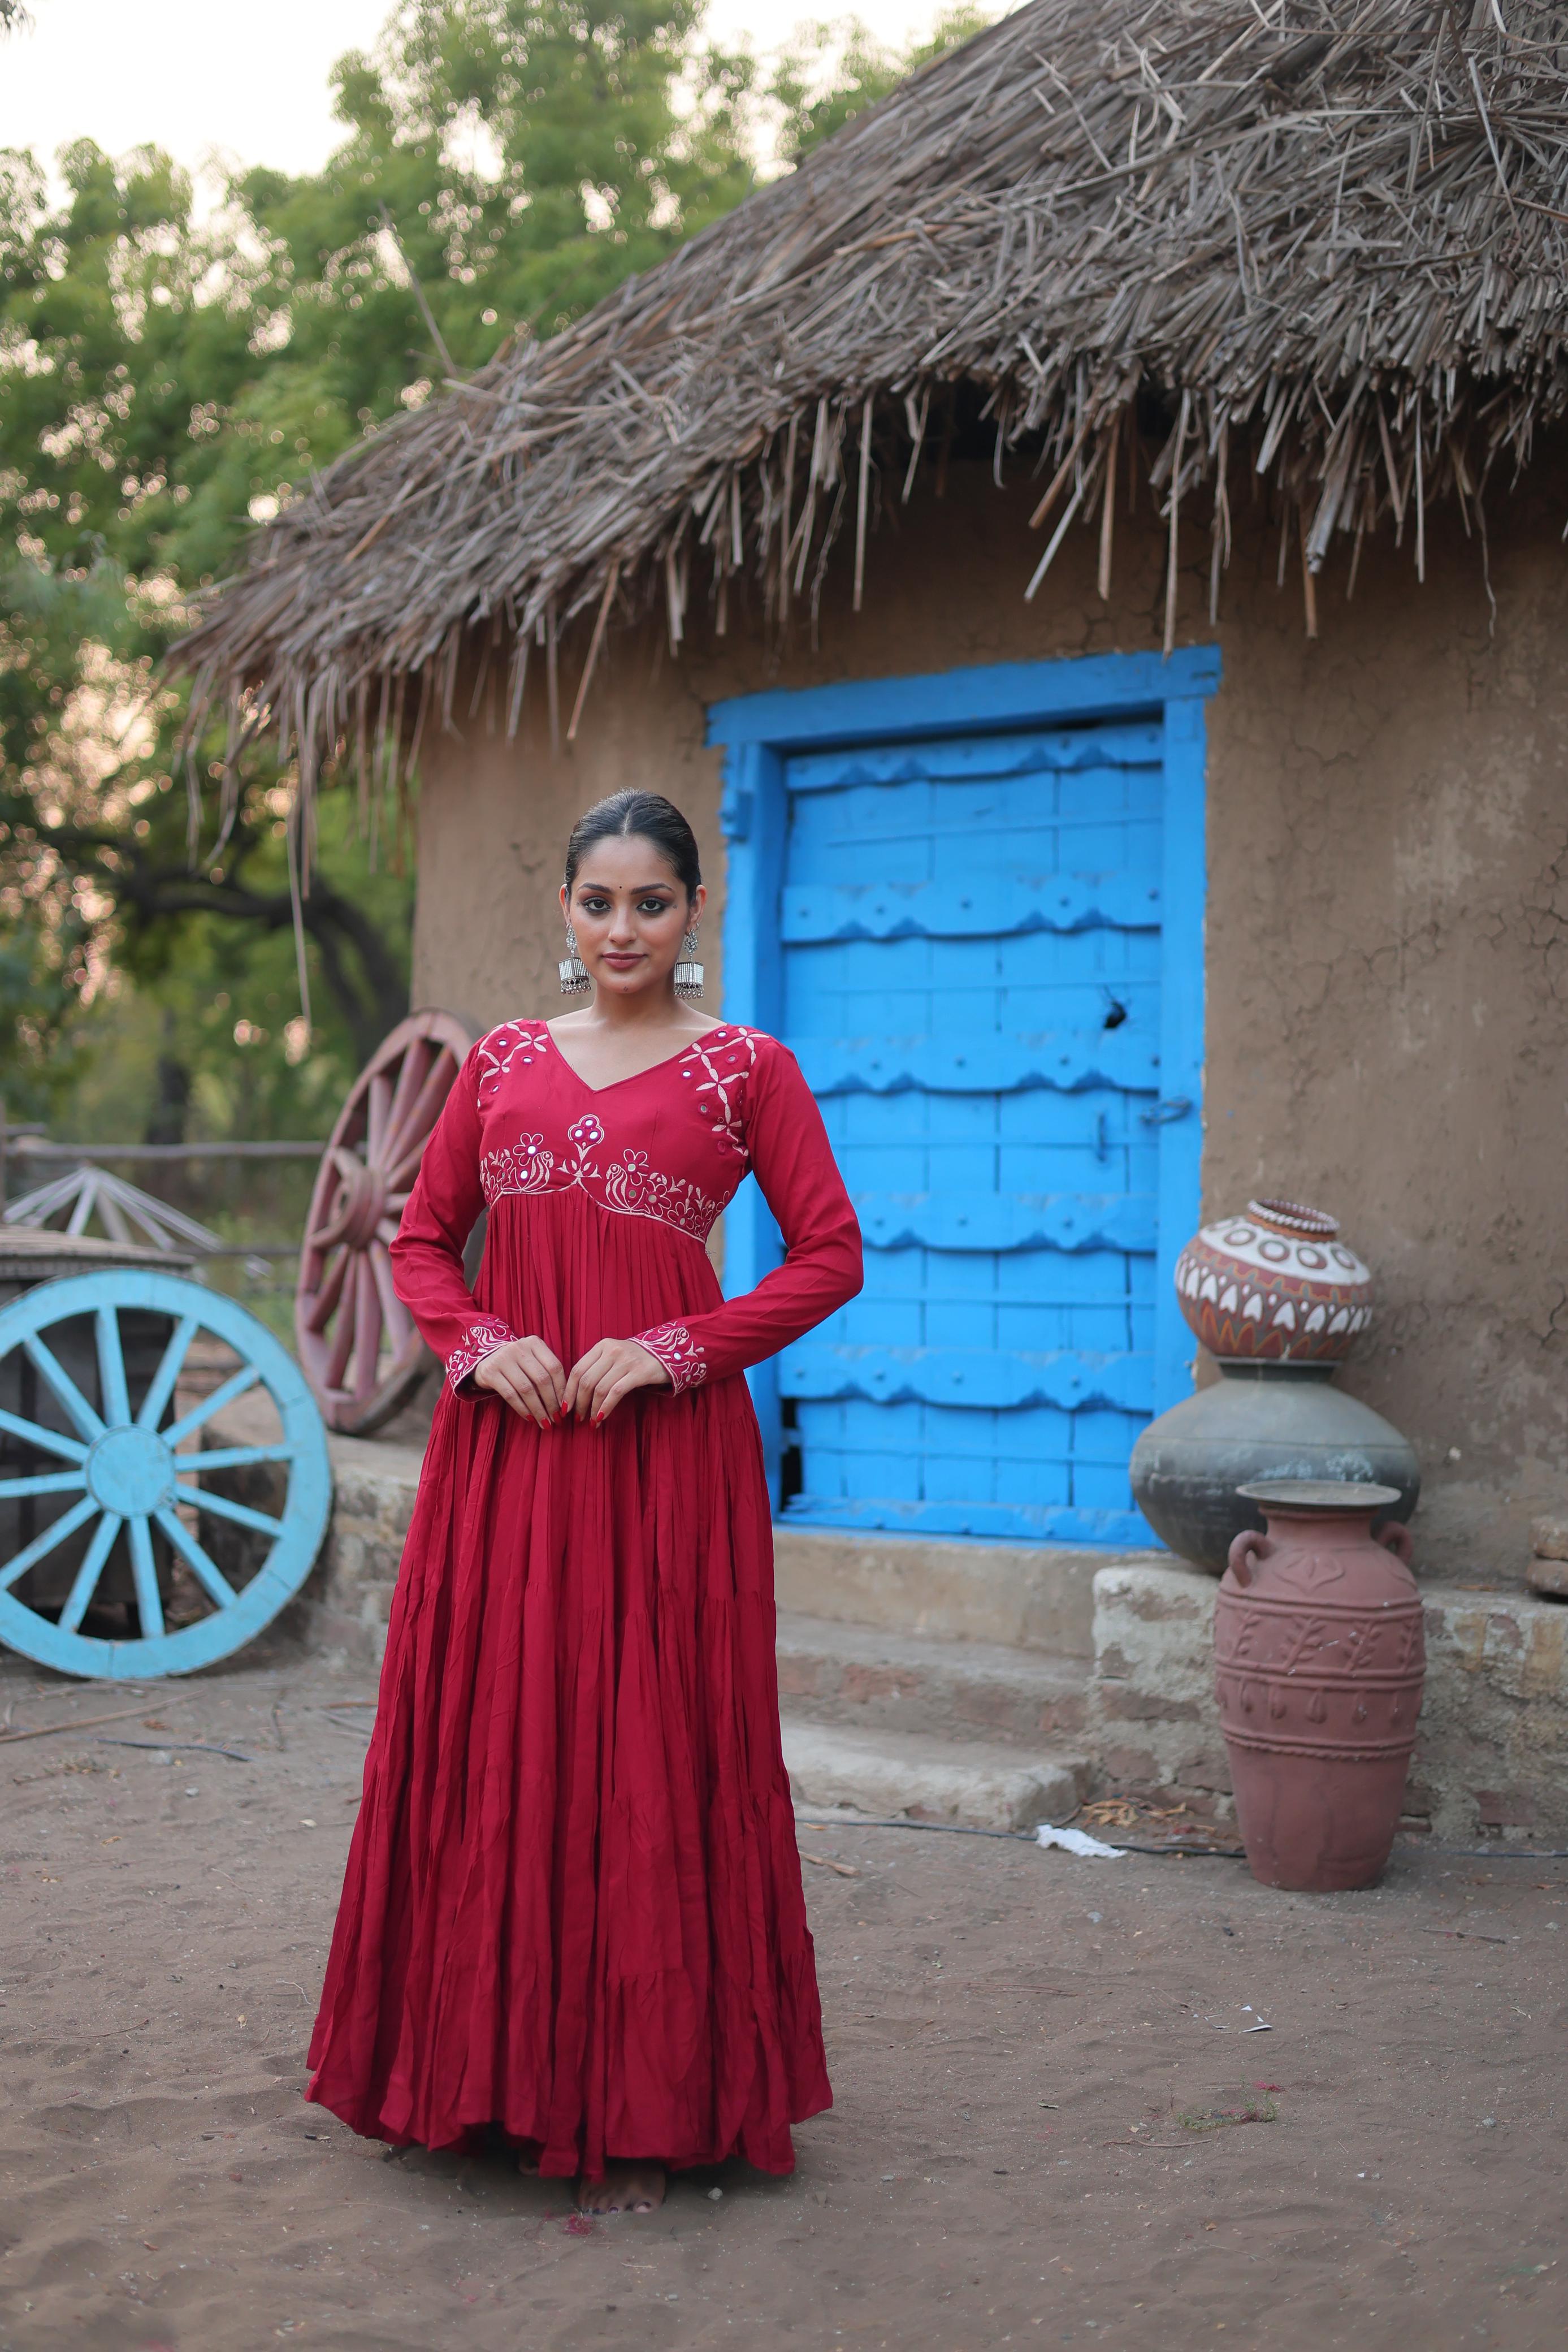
xmin=1214 ymin=1481 xmax=1425 ymax=1893
xmin=1175 ymin=1198 xmax=1372 ymax=1364
xmin=1129 ymin=1361 xmax=1419 ymax=1573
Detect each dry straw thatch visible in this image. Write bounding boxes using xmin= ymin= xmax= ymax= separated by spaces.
xmin=178 ymin=0 xmax=1568 ymax=792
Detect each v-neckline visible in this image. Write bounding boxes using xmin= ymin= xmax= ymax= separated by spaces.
xmin=545 ymin=1021 xmax=732 ymax=1097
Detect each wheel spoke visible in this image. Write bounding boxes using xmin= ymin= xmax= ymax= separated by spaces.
xmin=154 ymin=1507 xmax=236 ymax=1609
xmin=136 ymin=1313 xmax=199 ymax=1433
xmin=96 ymin=1306 xmax=131 ymax=1426
xmin=127 ymin=1515 xmax=165 ymax=1638
xmin=387 ymin=1049 xmax=458 ymax=1183
xmin=305 ymin=1247 xmax=350 ymax=1337
xmin=323 ymin=1260 xmax=361 ymax=1390
xmin=58 ymin=1512 xmax=123 ymax=1635
xmin=365 ymin=1071 xmax=393 ymax=1165
xmin=0 ymin=1408 xmax=88 ymax=1466
xmin=369 ymin=1242 xmax=413 ymax=1353
xmin=175 ymin=1482 xmax=284 ymax=1540
xmin=0 ymin=1494 xmax=100 ymax=1594
xmin=97 ymin=1190 xmax=135 ymax=1246
xmin=384 ymin=1147 xmax=427 ymax=1192
xmin=159 ymin=1363 xmax=261 ymax=1448
xmin=22 ymin=1335 xmax=106 ymax=1442
xmin=0 ymin=1469 xmax=88 ymax=1501
xmin=184 ymin=1443 xmax=297 ymax=1472
xmin=381 ymin=1040 xmax=430 ymax=1164
xmin=353 ymin=1255 xmax=383 ymax=1400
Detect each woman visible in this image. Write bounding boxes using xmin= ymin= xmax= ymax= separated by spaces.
xmin=306 ymin=789 xmax=863 ymax=2216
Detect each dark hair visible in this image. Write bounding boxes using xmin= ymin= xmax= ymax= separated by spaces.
xmin=564 ymin=791 xmax=701 ymax=898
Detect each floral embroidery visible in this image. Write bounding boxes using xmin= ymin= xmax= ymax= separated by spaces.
xmin=600 ymin=1150 xmax=721 ymax=1242
xmin=473 ymin=1021 xmax=762 ymax=1242
xmin=483 ymin=1123 xmax=722 ymax=1242
xmin=476 ymin=1022 xmax=551 ymax=1105
xmin=479 ymin=1133 xmax=556 ymax=1197
xmin=635 ymin=1320 xmax=708 ymax=1394
xmin=447 ymin=1316 xmax=519 ymax=1393
xmin=678 ymin=1027 xmax=760 ymax=1158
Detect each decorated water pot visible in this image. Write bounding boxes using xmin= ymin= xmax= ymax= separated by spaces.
xmin=1175 ymin=1198 xmax=1372 ymax=1364
xmin=1214 ymin=1480 xmax=1426 ymax=1893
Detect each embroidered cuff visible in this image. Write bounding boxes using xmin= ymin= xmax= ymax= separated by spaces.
xmin=634 ymin=1321 xmax=709 ymax=1395
xmin=447 ymin=1317 xmax=520 ymax=1395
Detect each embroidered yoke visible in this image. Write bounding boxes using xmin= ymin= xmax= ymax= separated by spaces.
xmin=392 ymin=1021 xmax=859 ymax=1396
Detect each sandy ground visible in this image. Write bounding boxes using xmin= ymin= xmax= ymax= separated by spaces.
xmin=1 ymin=1649 xmax=1565 ymax=2352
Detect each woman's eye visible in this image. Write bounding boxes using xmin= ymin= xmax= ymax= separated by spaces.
xmin=579 ymin=897 xmax=610 ymax=914
xmin=638 ymin=899 xmax=673 ymax=915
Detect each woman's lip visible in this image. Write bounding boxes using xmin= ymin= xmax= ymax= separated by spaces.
xmin=601 ymin=955 xmax=643 ymax=970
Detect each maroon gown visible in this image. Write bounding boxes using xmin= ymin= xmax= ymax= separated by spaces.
xmin=306 ymin=1020 xmax=863 ymax=2178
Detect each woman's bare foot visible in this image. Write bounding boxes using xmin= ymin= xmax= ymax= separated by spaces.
xmin=575 ymin=2163 xmax=666 ymax=2216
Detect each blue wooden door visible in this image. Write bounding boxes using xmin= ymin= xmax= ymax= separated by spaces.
xmin=773 ymin=716 xmax=1167 ymax=1545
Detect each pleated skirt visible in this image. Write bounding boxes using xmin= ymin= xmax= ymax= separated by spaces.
xmin=305 ymin=1191 xmax=830 ymax=2177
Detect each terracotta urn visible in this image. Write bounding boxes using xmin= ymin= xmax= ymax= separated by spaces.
xmin=1214 ymin=1481 xmax=1426 ymax=1892
xmin=1175 ymin=1197 xmax=1372 ymax=1364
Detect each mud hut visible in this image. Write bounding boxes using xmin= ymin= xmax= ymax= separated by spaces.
xmin=180 ymin=0 xmax=1568 ymax=1585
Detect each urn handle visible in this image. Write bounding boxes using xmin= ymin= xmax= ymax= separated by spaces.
xmin=1376 ymin=1517 xmax=1415 ymax=1565
xmin=1227 ymin=1529 xmax=1272 ymax=1588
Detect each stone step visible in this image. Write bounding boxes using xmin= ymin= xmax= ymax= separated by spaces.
xmin=779 ymin=1717 xmax=1090 ymax=1834
xmin=776 ymin=1610 xmax=1088 ymax=1747
xmin=293 ymin=1436 xmax=1568 ymax=1845
xmin=774 ymin=1525 xmax=1158 ymax=1657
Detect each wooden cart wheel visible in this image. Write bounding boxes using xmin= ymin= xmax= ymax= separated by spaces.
xmin=0 ymin=1269 xmax=331 ymax=1680
xmin=296 ymin=1010 xmax=477 ymax=1434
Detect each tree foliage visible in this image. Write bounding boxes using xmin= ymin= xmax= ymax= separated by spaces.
xmin=0 ymin=2 xmax=989 ymax=1141
xmin=769 ymin=8 xmax=993 ymax=160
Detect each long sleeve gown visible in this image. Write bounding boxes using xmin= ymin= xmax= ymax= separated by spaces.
xmin=306 ymin=1019 xmax=864 ymax=2180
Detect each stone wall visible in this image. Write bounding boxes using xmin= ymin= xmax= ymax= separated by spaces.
xmin=284 ymin=1436 xmax=422 ymax=1670
xmin=1090 ymin=1562 xmax=1568 ymax=1842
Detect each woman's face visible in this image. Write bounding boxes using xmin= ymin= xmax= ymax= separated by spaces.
xmin=560 ymin=834 xmax=705 ymax=1000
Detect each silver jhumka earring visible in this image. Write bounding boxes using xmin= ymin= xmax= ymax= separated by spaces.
xmin=558 ymin=921 xmax=590 ymax=995
xmin=674 ymin=929 xmax=705 ymax=1002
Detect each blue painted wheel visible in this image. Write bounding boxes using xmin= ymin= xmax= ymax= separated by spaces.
xmin=0 ymin=1270 xmax=331 ymax=1679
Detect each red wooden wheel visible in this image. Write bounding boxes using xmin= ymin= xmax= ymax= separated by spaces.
xmin=295 ymin=1010 xmax=477 ymax=1434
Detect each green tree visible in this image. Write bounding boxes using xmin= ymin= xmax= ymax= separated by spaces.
xmin=769 ymin=7 xmax=994 ymax=160
xmin=0 ymin=3 xmax=991 ymax=1144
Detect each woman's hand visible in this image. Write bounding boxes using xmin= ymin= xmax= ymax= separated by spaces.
xmin=473 ymin=1337 xmax=567 ymax=1426
xmin=563 ymin=1337 xmax=671 ymax=1426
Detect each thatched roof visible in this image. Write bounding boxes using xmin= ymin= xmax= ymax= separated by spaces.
xmin=179 ymin=0 xmax=1568 ymax=777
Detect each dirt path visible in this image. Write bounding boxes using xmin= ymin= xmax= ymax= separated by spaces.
xmin=1 ymin=1651 xmax=1564 ymax=2351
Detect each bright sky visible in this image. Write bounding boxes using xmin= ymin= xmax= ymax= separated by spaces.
xmin=1 ymin=0 xmax=954 ymax=184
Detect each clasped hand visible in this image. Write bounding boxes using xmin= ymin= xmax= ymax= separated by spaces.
xmin=472 ymin=1334 xmax=669 ymax=1428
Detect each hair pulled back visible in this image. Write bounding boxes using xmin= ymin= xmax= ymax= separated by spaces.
xmin=564 ymin=791 xmax=701 ymax=899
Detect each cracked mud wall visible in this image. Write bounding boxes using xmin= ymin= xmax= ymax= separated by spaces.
xmin=411 ymin=447 xmax=1568 ymax=1584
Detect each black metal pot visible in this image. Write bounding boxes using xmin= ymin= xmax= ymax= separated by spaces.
xmin=1129 ymin=1359 xmax=1420 ymax=1574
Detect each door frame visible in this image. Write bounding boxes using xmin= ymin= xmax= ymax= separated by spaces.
xmin=708 ymin=645 xmax=1221 ymax=1520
